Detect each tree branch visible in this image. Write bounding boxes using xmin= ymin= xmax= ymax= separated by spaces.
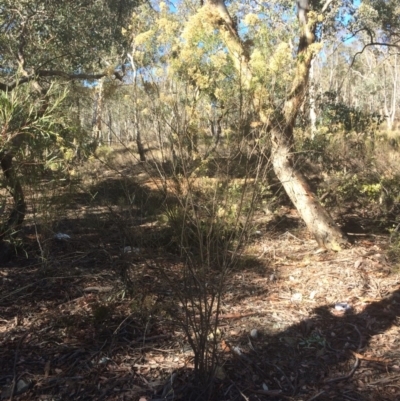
xmin=17 ymin=22 xmax=28 ymax=75
xmin=321 ymin=0 xmax=334 ymax=13
xmin=205 ymin=0 xmax=252 ymax=86
xmin=349 ymin=41 xmax=400 ymax=70
xmin=0 ymin=69 xmax=124 ymax=92
xmin=284 ymin=0 xmax=317 ymax=124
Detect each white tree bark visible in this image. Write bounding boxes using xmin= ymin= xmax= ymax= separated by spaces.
xmin=309 ymin=58 xmax=317 ymax=139
xmin=384 ymin=53 xmax=398 ymax=131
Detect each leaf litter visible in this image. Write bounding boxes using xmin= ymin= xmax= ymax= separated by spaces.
xmin=0 ymin=203 xmax=399 ymax=400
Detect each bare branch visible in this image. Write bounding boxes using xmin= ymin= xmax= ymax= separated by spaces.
xmin=349 ymin=41 xmax=400 ymax=70
xmin=296 ymin=0 xmax=309 ymax=25
xmin=321 ymin=0 xmax=334 ymax=14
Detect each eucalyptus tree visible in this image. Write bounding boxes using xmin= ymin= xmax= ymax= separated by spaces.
xmin=0 ymin=0 xmax=141 ymax=249
xmin=125 ymin=0 xmax=399 ymax=249
xmin=203 ymin=0 xmax=350 ymax=250
xmin=202 ymin=0 xmax=400 ymax=249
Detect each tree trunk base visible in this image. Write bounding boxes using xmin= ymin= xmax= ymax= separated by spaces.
xmin=272 ymin=134 xmax=348 ymax=251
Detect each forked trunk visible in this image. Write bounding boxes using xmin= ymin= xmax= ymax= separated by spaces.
xmin=271 ymin=127 xmax=346 ymax=250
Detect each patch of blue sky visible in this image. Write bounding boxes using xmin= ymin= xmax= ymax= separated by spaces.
xmin=149 ymin=0 xmax=178 ymax=13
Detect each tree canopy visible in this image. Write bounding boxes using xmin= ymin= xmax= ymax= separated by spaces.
xmin=0 ymin=0 xmax=142 ymax=91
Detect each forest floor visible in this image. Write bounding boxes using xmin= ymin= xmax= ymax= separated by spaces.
xmin=1 ymin=162 xmax=400 ymax=401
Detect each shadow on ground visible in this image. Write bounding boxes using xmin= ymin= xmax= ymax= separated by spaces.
xmin=216 ymin=288 xmax=400 ymax=401
xmin=1 ymin=268 xmax=398 ymax=400
xmin=1 ymin=169 xmax=399 ymax=400
xmin=0 ymin=170 xmax=273 ymax=400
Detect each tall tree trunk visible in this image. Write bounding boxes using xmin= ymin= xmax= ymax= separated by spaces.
xmin=309 ymin=58 xmax=317 ymax=139
xmin=135 ymin=123 xmax=146 ymax=162
xmin=205 ymin=0 xmax=348 ymax=250
xmin=92 ymin=77 xmax=104 ymax=143
xmin=205 ymin=115 xmax=222 ymax=157
xmin=383 ymin=53 xmax=398 ymax=131
xmin=128 ymin=52 xmax=146 ymax=162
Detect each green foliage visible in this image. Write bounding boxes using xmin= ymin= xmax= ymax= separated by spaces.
xmin=95 ymin=145 xmax=113 ymax=161
xmin=299 ymin=331 xmax=327 ymax=349
xmin=0 ymin=82 xmax=71 ymax=158
xmin=355 ymin=0 xmax=400 ymax=41
xmin=317 ymin=169 xmax=400 ymax=220
xmin=335 ymin=173 xmax=367 ymax=202
xmin=0 ymin=0 xmax=142 ymax=79
xmin=318 ymin=91 xmax=383 ymax=134
xmin=0 ymin=87 xmax=61 ymax=140
xmin=0 ymin=81 xmax=82 ymax=252
xmin=299 ymin=133 xmax=331 ymax=162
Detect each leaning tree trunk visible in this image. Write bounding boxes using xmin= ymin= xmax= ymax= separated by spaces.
xmin=204 ymin=0 xmax=348 ymax=250
xmin=0 ymin=152 xmax=26 ymax=243
xmin=271 ymin=3 xmax=347 ymax=250
xmin=271 ymin=125 xmax=346 ymax=250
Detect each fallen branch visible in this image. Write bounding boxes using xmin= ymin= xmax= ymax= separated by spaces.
xmin=9 ymin=333 xmax=29 ymax=401
xmin=324 ymin=356 xmax=360 ymax=383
